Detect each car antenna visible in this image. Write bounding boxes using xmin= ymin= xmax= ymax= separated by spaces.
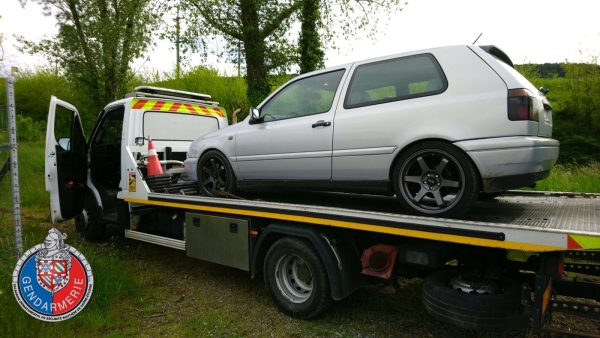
xmin=472 ymin=33 xmax=482 ymax=45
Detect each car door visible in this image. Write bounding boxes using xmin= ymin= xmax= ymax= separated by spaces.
xmin=235 ymin=69 xmax=346 ymax=180
xmin=45 ymin=96 xmax=87 ymax=223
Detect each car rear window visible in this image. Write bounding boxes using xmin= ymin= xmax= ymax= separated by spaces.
xmin=344 ymin=54 xmax=447 ymax=109
xmin=143 ymin=111 xmax=218 ymax=141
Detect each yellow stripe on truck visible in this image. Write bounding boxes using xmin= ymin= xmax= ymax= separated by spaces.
xmin=125 ymin=198 xmax=564 ymax=252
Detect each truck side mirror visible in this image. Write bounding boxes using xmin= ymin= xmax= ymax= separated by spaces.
xmin=57 ymin=137 xmax=71 ymax=150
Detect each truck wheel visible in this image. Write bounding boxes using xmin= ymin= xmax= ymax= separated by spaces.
xmin=422 ymin=269 xmax=527 ymax=332
xmin=264 ymin=237 xmax=333 ymax=319
xmin=197 ymin=150 xmax=237 ymax=197
xmin=393 ymin=141 xmax=479 ymax=218
xmin=75 ymin=208 xmax=106 ymax=241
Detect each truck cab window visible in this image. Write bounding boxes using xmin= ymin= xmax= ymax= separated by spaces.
xmin=54 ymin=105 xmax=75 ymax=150
xmin=91 ymin=107 xmax=125 ymax=194
xmin=95 ymin=108 xmax=124 ymax=147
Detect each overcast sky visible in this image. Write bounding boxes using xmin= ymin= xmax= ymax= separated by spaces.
xmin=1 ymin=0 xmax=599 ymax=76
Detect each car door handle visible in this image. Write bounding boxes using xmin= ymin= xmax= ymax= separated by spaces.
xmin=312 ymin=120 xmax=331 ymax=128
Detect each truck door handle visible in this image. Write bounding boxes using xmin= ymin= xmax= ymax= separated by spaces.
xmin=312 ymin=120 xmax=331 ymax=128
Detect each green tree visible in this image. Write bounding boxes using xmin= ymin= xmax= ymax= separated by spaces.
xmin=13 ymin=67 xmax=82 ymax=122
xmin=179 ymin=0 xmax=405 ymax=106
xmin=299 ymin=0 xmax=324 ymax=74
xmin=181 ymin=0 xmax=301 ymax=106
xmin=16 ymin=0 xmax=163 ymax=116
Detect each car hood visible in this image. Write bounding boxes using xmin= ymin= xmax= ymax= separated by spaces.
xmin=187 ymin=123 xmax=241 ymax=158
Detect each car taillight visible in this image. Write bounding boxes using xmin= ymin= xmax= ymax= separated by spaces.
xmin=508 ymin=89 xmax=538 ymax=121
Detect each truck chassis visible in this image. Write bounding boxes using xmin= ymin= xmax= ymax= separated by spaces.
xmin=120 ymin=189 xmax=600 ymax=335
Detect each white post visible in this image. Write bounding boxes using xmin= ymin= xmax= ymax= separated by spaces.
xmin=6 ymin=76 xmax=23 ymax=257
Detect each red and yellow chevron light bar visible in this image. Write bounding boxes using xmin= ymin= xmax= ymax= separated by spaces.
xmin=131 ymin=99 xmax=226 ymax=118
xmin=568 ymin=234 xmax=600 ymax=249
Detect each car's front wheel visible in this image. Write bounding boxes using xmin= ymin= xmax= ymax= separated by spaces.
xmin=393 ymin=141 xmax=479 ymax=218
xmin=197 ymin=150 xmax=237 ymax=197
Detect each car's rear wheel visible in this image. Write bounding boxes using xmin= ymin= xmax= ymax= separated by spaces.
xmin=393 ymin=141 xmax=479 ymax=218
xmin=478 ymin=191 xmax=505 ymax=201
xmin=197 ymin=150 xmax=237 ymax=197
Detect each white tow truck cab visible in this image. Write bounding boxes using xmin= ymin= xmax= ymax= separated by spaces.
xmin=45 ymin=87 xmax=600 ymax=336
xmin=45 ymin=86 xmax=228 ymax=238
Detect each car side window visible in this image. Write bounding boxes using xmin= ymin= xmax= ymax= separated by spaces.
xmin=344 ymin=54 xmax=447 ymax=109
xmin=260 ymin=70 xmax=345 ymax=121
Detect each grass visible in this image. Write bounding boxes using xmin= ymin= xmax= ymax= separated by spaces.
xmin=526 ymin=162 xmax=600 ymax=193
xmin=0 ymin=140 xmax=143 ymax=337
xmin=1 ymin=141 xmax=598 ymax=337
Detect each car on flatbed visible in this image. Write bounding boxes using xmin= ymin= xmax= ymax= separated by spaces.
xmin=185 ymin=45 xmax=559 ymax=218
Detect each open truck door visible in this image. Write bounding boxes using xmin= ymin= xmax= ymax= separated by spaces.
xmin=45 ymin=96 xmax=87 ymax=223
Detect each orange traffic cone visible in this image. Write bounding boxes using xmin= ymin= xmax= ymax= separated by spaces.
xmin=146 ymin=139 xmax=164 ymax=177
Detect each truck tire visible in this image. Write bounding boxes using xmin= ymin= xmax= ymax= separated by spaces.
xmin=197 ymin=150 xmax=237 ymax=197
xmin=422 ymin=269 xmax=527 ymax=332
xmin=393 ymin=141 xmax=480 ymax=218
xmin=264 ymin=237 xmax=333 ymax=319
xmin=75 ymin=208 xmax=106 ymax=241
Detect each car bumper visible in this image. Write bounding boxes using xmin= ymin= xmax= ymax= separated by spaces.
xmin=184 ymin=157 xmax=199 ymax=181
xmin=454 ymin=136 xmax=559 ymax=192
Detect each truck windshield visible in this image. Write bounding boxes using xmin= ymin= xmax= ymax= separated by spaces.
xmin=143 ymin=112 xmax=219 ymax=141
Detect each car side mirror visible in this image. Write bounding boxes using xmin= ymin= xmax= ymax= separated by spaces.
xmin=249 ymin=107 xmax=260 ymax=121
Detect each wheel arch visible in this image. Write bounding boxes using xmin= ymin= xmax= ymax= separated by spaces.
xmin=251 ymin=222 xmax=366 ymax=301
xmin=388 ymin=138 xmax=482 ymax=190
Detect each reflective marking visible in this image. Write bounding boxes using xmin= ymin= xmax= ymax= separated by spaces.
xmin=568 ymin=234 xmax=600 ymax=249
xmin=125 ymin=198 xmax=564 ymax=252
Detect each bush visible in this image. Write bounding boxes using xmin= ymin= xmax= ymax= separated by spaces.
xmin=146 ymin=66 xmax=250 ymax=124
xmin=16 ymin=115 xmax=46 ymax=142
xmin=517 ymin=58 xmax=600 ymax=165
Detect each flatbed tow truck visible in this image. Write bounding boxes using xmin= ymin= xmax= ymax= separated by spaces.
xmin=45 ymin=87 xmax=600 ymax=336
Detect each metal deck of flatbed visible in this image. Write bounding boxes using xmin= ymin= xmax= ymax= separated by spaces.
xmin=127 ymin=190 xmax=600 ymax=252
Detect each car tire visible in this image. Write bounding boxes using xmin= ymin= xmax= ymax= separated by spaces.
xmin=422 ymin=269 xmax=528 ymax=332
xmin=393 ymin=141 xmax=479 ymax=218
xmin=264 ymin=237 xmax=333 ymax=319
xmin=196 ymin=150 xmax=237 ymax=197
xmin=478 ymin=191 xmax=505 ymax=201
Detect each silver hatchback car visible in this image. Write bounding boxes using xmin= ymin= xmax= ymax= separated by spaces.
xmin=185 ymin=45 xmax=559 ymax=218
